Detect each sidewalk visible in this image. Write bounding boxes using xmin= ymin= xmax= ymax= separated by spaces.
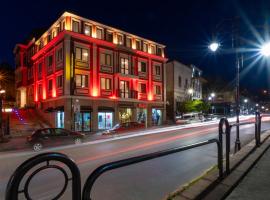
xmin=226 ymin=145 xmax=270 ymax=200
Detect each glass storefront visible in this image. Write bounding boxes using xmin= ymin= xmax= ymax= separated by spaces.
xmin=56 ymin=111 xmax=64 ymax=128
xmin=137 ymin=108 xmax=147 ymax=124
xmin=119 ymin=108 xmax=132 ymax=123
xmin=152 ymin=109 xmax=162 ymax=126
xmin=98 ymin=112 xmax=113 ymax=130
xmin=74 ymin=112 xmax=91 ymax=132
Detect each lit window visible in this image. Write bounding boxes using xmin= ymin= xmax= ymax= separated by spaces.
xmin=117 ymin=34 xmax=123 ymax=45
xmin=155 ymin=65 xmax=161 ymax=75
xmin=76 ymin=74 xmax=88 ymax=88
xmin=138 ymin=61 xmax=147 ymax=73
xmin=101 ymin=78 xmax=111 ymax=90
xmin=143 ymin=42 xmax=148 ymax=52
xmin=136 ymin=40 xmax=141 ymax=50
xmin=72 ymin=20 xmax=80 ymax=33
xmin=150 ymin=45 xmax=156 ymax=54
xmin=126 ymin=37 xmax=132 ymax=48
xmin=96 ymin=27 xmax=103 ymax=39
xmin=120 ymin=58 xmax=129 ymax=74
xmin=84 ymin=24 xmax=92 ymax=36
xmin=56 ymin=48 xmax=63 ymax=62
xmin=75 ymin=47 xmax=89 ymax=62
xmin=106 ymin=31 xmax=113 ymax=42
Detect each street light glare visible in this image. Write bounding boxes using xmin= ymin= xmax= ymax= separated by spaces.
xmin=260 ymin=42 xmax=270 ymax=57
xmin=209 ymin=42 xmax=219 ymax=52
xmin=211 ymin=92 xmax=215 ymax=97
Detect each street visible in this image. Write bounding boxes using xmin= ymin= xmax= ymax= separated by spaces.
xmin=0 ymin=120 xmax=269 ymax=200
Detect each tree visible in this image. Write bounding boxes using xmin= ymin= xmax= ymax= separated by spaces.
xmin=179 ymin=100 xmax=210 ymax=113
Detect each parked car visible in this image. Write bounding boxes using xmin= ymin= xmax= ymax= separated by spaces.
xmin=176 ymin=112 xmax=205 ymax=124
xmin=27 ymin=128 xmax=85 ymax=151
xmin=103 ymin=122 xmax=145 ymax=134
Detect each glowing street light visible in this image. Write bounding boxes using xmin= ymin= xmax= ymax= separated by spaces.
xmin=256 ymin=103 xmax=259 ymax=106
xmin=188 ymin=88 xmax=194 ymax=94
xmin=208 ymin=97 xmax=212 ymax=101
xmin=260 ymin=42 xmax=270 ymax=57
xmin=211 ymin=92 xmax=215 ymax=98
xmin=209 ymin=42 xmax=220 ymax=52
xmin=262 ymin=106 xmax=265 ymax=109
xmin=244 ymin=99 xmax=248 ymax=103
xmin=0 ymin=90 xmax=5 ymax=94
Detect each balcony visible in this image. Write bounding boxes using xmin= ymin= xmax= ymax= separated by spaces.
xmin=116 ymin=89 xmax=138 ymax=99
xmin=100 ymin=89 xmax=113 ymax=97
xmin=100 ymin=65 xmax=113 ymax=73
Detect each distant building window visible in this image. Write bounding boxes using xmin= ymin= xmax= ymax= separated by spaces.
xmin=75 ymin=47 xmax=89 ymax=62
xmin=185 ymin=79 xmax=188 ymax=89
xmin=96 ymin=27 xmax=103 ymax=39
xmin=126 ymin=37 xmax=132 ymax=48
xmin=155 ymin=85 xmax=161 ymax=95
xmin=57 ymin=75 xmax=63 ymax=88
xmin=76 ymin=74 xmax=88 ymax=88
xmin=72 ymin=20 xmax=80 ymax=32
xmin=150 ymin=45 xmax=156 ymax=54
xmin=84 ymin=24 xmax=92 ymax=36
xmin=47 ymin=55 xmax=53 ymax=72
xmin=117 ymin=34 xmax=123 ymax=45
xmin=157 ymin=47 xmax=162 ymax=56
xmin=140 ymin=83 xmax=146 ymax=93
xmin=100 ymin=53 xmax=112 ymax=66
xmin=120 ymin=58 xmax=129 ymax=74
xmin=178 ymin=76 xmax=182 ymax=88
xmin=106 ymin=31 xmax=113 ymax=42
xmin=155 ymin=65 xmax=161 ymax=75
xmin=56 ymin=48 xmax=63 ymax=62
xmin=143 ymin=42 xmax=148 ymax=52
xmin=138 ymin=61 xmax=147 ymax=73
xmin=48 ymin=79 xmax=53 ymax=91
xmin=136 ymin=40 xmax=141 ymax=50
xmin=100 ymin=78 xmax=111 ymax=90
xmin=38 ymin=63 xmax=42 ymax=77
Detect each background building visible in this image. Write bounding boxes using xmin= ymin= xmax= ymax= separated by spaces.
xmin=14 ymin=12 xmax=167 ymax=132
xmin=166 ymin=60 xmax=204 ymax=121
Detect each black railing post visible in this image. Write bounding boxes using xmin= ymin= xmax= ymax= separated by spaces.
xmin=226 ymin=126 xmax=231 ymax=174
xmin=219 ymin=118 xmax=230 ymax=175
xmin=216 ymin=139 xmax=223 ymax=178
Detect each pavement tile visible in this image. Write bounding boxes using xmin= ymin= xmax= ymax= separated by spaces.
xmin=222 ymin=170 xmax=243 ymax=187
xmin=202 ymin=183 xmax=230 ymax=200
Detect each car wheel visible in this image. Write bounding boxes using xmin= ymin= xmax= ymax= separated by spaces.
xmin=33 ymin=143 xmax=43 ymax=151
xmin=74 ymin=138 xmax=82 ymax=144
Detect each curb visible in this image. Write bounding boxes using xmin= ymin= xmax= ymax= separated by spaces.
xmin=166 ymin=131 xmax=270 ymax=200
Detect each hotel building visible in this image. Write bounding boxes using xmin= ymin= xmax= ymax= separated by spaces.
xmin=14 ymin=12 xmax=167 ymax=132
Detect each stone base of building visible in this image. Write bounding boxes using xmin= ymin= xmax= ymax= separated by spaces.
xmin=35 ymin=96 xmax=166 ymax=132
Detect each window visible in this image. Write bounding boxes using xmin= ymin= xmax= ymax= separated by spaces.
xmin=157 ymin=47 xmax=162 ymax=56
xmin=143 ymin=42 xmax=148 ymax=52
xmin=61 ymin=21 xmax=65 ymax=31
xmin=56 ymin=48 xmax=63 ymax=62
xmin=126 ymin=37 xmax=132 ymax=48
xmin=178 ymin=76 xmax=182 ymax=88
xmin=96 ymin=27 xmax=103 ymax=39
xmin=106 ymin=31 xmax=113 ymax=42
xmin=185 ymin=79 xmax=188 ymax=89
xmin=57 ymin=75 xmax=63 ymax=88
xmin=72 ymin=20 xmax=80 ymax=32
xmin=38 ymin=63 xmax=42 ymax=77
xmin=120 ymin=58 xmax=129 ymax=74
xmin=28 ymin=67 xmax=33 ymax=80
xmin=38 ymin=84 xmax=42 ymax=97
xmin=120 ymin=80 xmax=129 ymax=98
xmin=100 ymin=78 xmax=111 ymax=90
xmin=117 ymin=34 xmax=123 ymax=45
xmin=155 ymin=65 xmax=161 ymax=75
xmin=100 ymin=53 xmax=112 ymax=66
xmin=47 ymin=55 xmax=53 ymax=71
xmin=48 ymin=79 xmax=53 ymax=91
xmin=75 ymin=47 xmax=89 ymax=62
xmin=136 ymin=40 xmax=141 ymax=50
xmin=155 ymin=85 xmax=161 ymax=95
xmin=84 ymin=24 xmax=92 ymax=36
xmin=138 ymin=61 xmax=147 ymax=73
xmin=76 ymin=74 xmax=88 ymax=88
xmin=150 ymin=45 xmax=156 ymax=54
xmin=140 ymin=83 xmax=146 ymax=93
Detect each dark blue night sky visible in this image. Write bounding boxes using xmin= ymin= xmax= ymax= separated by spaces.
xmin=1 ymin=0 xmax=270 ymax=91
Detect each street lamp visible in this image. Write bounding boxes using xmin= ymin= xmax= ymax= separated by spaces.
xmin=211 ymin=92 xmax=216 ymax=98
xmin=260 ymin=42 xmax=270 ymax=57
xmin=209 ymin=42 xmax=220 ymax=52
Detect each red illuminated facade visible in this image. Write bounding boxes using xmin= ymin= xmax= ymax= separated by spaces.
xmin=14 ymin=12 xmax=167 ymax=131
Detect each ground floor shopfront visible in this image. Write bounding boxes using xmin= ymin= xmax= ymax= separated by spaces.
xmin=38 ymin=97 xmax=166 ymax=133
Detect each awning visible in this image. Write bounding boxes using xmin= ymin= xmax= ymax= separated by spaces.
xmin=98 ymin=106 xmax=115 ymax=112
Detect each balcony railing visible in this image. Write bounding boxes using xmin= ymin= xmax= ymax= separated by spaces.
xmin=116 ymin=89 xmax=138 ymax=99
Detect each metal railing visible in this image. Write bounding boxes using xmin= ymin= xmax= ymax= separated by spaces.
xmin=5 ymin=112 xmax=267 ymax=200
xmin=219 ymin=111 xmax=262 ymax=174
xmin=5 ymin=139 xmax=222 ymax=200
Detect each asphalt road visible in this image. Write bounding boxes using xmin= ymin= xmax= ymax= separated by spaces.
xmin=1 ymin=121 xmax=270 ymax=200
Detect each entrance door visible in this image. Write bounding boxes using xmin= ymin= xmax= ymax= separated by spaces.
xmin=74 ymin=112 xmax=91 ymax=132
xmin=98 ymin=112 xmax=113 ymax=130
